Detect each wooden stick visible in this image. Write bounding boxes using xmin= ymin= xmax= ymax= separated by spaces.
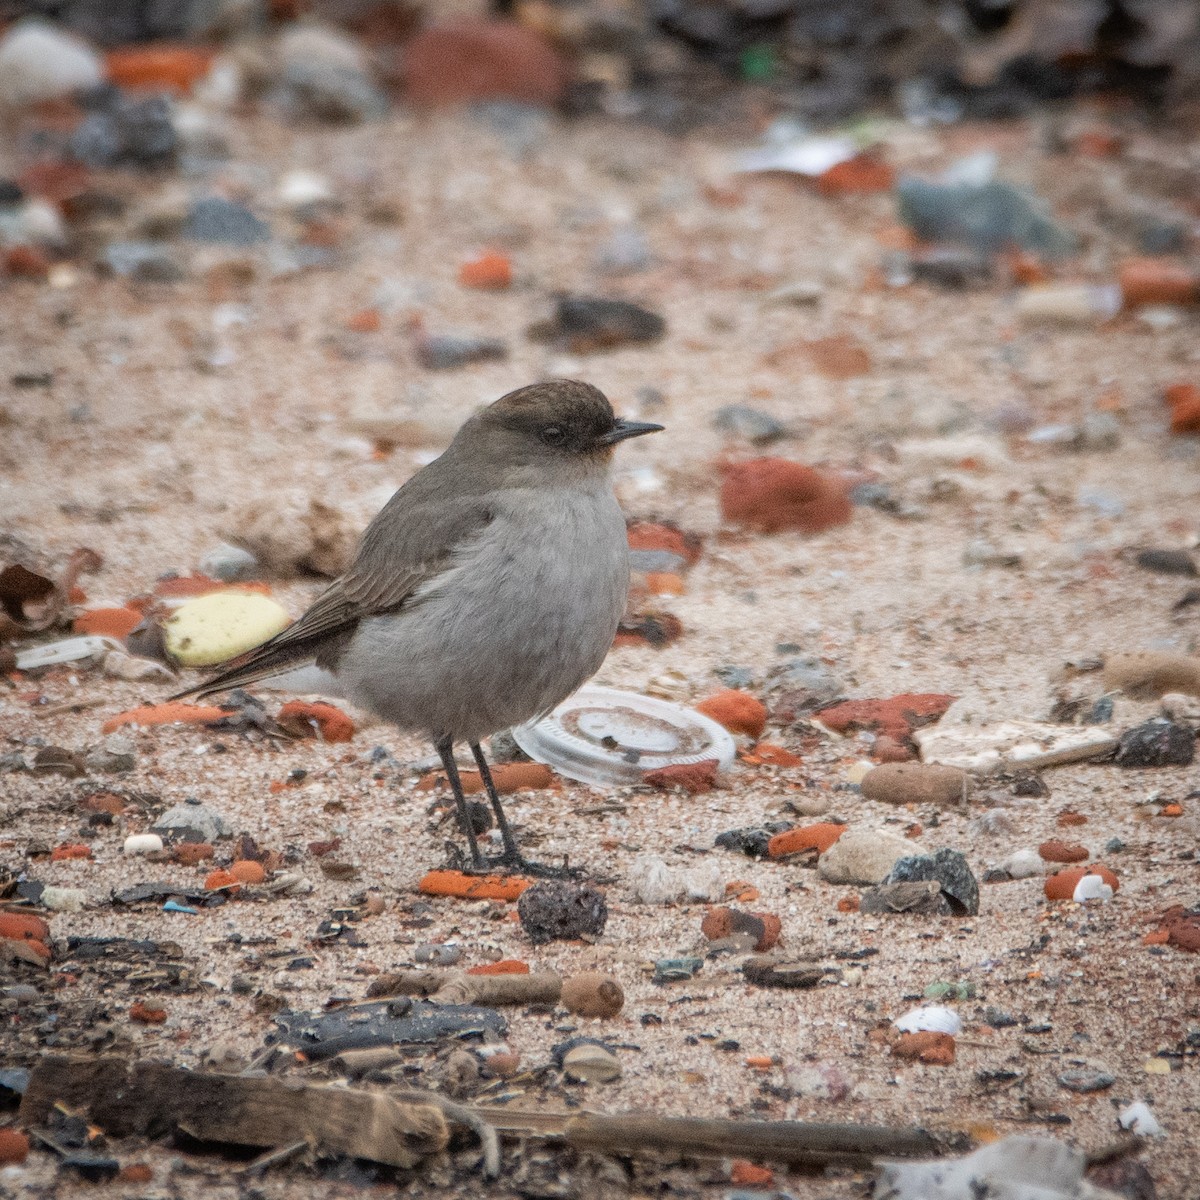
xmin=20 ymin=1056 xmax=448 ymax=1170
xmin=471 ymin=1109 xmax=945 ymax=1166
xmin=368 ymin=969 xmax=562 ymax=1007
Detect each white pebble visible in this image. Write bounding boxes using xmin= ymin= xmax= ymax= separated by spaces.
xmin=1072 ymin=874 xmax=1113 ymax=903
xmin=1118 ymin=1100 xmax=1164 ymax=1138
xmin=41 ymin=885 xmax=87 ymax=912
xmin=0 ymin=20 xmax=102 ymax=109
xmin=894 ymin=1005 xmax=962 ymax=1036
xmin=998 ymin=849 xmax=1045 ymax=879
xmin=124 ymin=833 xmax=164 ymax=856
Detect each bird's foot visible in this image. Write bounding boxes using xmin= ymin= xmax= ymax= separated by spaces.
xmin=450 ymin=846 xmax=582 ymax=880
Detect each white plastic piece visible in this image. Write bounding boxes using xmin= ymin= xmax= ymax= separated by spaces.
xmin=1072 ymin=874 xmax=1114 ymax=903
xmin=1118 ymin=1100 xmax=1164 ymax=1138
xmin=123 ymin=833 xmax=165 ymax=856
xmin=733 ymin=135 xmax=856 ymax=177
xmin=628 ymin=856 xmax=725 ymax=905
xmin=877 ymin=1134 xmax=1097 ymax=1200
xmin=915 ymin=720 xmax=1117 ymax=775
xmin=894 ymin=1005 xmax=963 ymax=1036
xmin=15 ymin=636 xmax=123 ymax=670
xmin=513 ymin=685 xmax=736 ymax=788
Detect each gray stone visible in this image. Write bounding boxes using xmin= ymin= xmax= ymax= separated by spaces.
xmin=152 ymin=798 xmax=232 ymax=843
xmin=84 ymin=735 xmax=136 ymax=774
xmin=102 ymin=241 xmax=185 ymax=282
xmin=1115 ymin=718 xmax=1195 ymax=768
xmin=417 ymin=334 xmax=508 ymax=370
xmin=818 ymin=828 xmax=923 ymax=886
xmin=184 ymin=197 xmax=270 ymax=246
xmin=712 ymin=404 xmax=787 ymax=445
xmin=1058 ymin=1069 xmax=1114 ymax=1093
xmin=199 ymin=542 xmax=261 ymax=583
xmin=885 ymin=848 xmax=979 ymax=916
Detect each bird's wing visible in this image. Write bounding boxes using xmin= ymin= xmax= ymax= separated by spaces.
xmin=174 ymin=493 xmax=495 ymax=699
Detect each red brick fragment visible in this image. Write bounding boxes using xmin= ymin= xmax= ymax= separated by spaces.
xmin=815 ymin=693 xmax=957 ymax=742
xmin=892 ymin=1031 xmax=955 ymax=1064
xmin=642 ymin=759 xmax=719 ymax=794
xmin=720 ymin=458 xmax=853 ymax=534
xmin=695 ymin=690 xmax=767 ymax=739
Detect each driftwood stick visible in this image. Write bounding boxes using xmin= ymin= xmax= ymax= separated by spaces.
xmin=471 ymin=1109 xmax=944 ymax=1167
xmin=20 ymin=1056 xmax=448 ymax=1170
xmin=368 ymin=969 xmax=562 ymax=1007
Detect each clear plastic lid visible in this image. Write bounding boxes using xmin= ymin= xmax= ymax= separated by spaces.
xmin=512 ymin=685 xmax=737 ymax=788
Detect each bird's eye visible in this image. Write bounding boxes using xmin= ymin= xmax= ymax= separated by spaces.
xmin=540 ymin=424 xmax=567 ymax=446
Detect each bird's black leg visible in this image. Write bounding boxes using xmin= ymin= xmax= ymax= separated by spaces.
xmin=469 ymin=742 xmax=579 ymax=878
xmin=469 ymin=741 xmax=523 ymax=864
xmin=436 ymin=736 xmax=485 ymax=869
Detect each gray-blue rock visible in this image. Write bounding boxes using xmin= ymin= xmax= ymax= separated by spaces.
xmin=885 ymin=848 xmax=979 ymax=916
xmin=185 ymin=197 xmax=270 ymax=246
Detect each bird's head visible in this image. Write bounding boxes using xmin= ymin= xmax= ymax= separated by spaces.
xmin=466 ymin=380 xmax=662 ymax=477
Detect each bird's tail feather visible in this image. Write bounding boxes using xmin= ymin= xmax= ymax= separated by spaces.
xmin=170 ymin=646 xmax=316 ymax=702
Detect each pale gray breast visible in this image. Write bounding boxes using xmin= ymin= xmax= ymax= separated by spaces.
xmin=338 ymin=481 xmax=630 ymax=742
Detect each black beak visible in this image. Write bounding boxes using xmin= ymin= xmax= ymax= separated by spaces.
xmin=596 ymin=418 xmax=664 ymax=446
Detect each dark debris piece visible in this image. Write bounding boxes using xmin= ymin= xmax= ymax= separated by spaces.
xmin=518 ymin=879 xmax=608 ymax=944
xmin=113 ymin=882 xmax=220 ymax=907
xmin=714 ymin=822 xmax=792 ymax=858
xmin=528 ymin=295 xmax=665 ymax=353
xmin=884 ymin=848 xmax=979 ymax=916
xmin=1115 ymin=719 xmax=1196 ymax=768
xmin=1135 ymin=548 xmax=1198 ymax=577
xmin=272 ymin=999 xmax=506 ymax=1060
xmin=742 ymin=957 xmax=823 ymax=989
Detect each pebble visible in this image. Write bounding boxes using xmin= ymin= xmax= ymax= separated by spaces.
xmin=1103 ymin=650 xmax=1200 ymax=699
xmin=885 ymin=849 xmax=979 ymax=916
xmin=719 ymin=458 xmax=852 ymax=534
xmin=653 ymin=957 xmax=703 ymax=984
xmin=1135 ymin=548 xmax=1198 ymax=577
xmin=742 ymin=958 xmax=823 ymax=989
xmin=184 ymin=197 xmax=271 ymax=246
xmin=628 ymin=856 xmax=724 ymax=904
xmin=1118 ymin=1100 xmax=1165 ymax=1138
xmin=694 ymin=690 xmax=767 ymax=739
xmin=173 ymin=843 xmax=214 ymax=865
xmin=152 ymin=798 xmax=231 ymax=844
xmin=994 ymin=849 xmax=1046 ymax=879
xmin=417 ymin=333 xmax=509 ymax=370
xmin=227 ymin=492 xmax=357 ymax=579
xmin=860 ymin=880 xmax=948 ymax=914
xmin=1044 ymin=864 xmax=1119 ymax=901
xmin=84 ymin=735 xmax=137 ymax=774
xmin=102 ymin=241 xmax=186 ymax=283
xmin=1015 ymin=283 xmax=1122 ymax=324
xmin=413 ymin=943 xmax=462 ymax=967
xmin=0 ymin=20 xmax=102 ymax=108
xmin=102 ymin=650 xmax=175 ymax=683
xmin=860 ymin=762 xmax=969 ymax=806
xmin=527 ymin=295 xmax=665 ymax=353
xmin=561 ymin=972 xmax=625 ymax=1018
xmin=404 ymin=18 xmax=568 ymax=108
xmin=518 ymin=879 xmax=608 ymax=944
xmin=0 ymin=1129 xmax=30 ymax=1164
xmin=714 ymin=823 xmax=793 ymax=859
xmin=712 ymin=405 xmax=787 ymax=445
xmin=594 ymin=225 xmax=651 ymax=274
xmin=275 ymin=24 xmax=387 ymax=123
xmin=895 ymin=1005 xmax=962 ymax=1035
xmin=40 ymin=885 xmax=87 ymax=912
xmin=199 ymin=543 xmax=261 ymax=583
xmin=123 ymin=833 xmax=164 ymax=856
xmin=891 ymin=1031 xmax=956 ymax=1065
xmin=70 ymin=90 xmax=178 ymax=169
xmin=562 ymin=1042 xmax=622 ymax=1083
xmin=164 ymin=592 xmax=291 ymax=667
xmin=914 ymin=720 xmax=1117 ymax=773
xmin=1057 ymin=1069 xmax=1114 ymax=1093
xmin=1115 ymin=719 xmax=1195 ymax=768
xmin=1038 ymin=840 xmax=1088 ymax=863
xmin=1072 ymin=874 xmax=1113 ymax=903
xmin=817 ymin=828 xmax=923 ymax=885
xmin=701 ymin=907 xmax=781 ymax=952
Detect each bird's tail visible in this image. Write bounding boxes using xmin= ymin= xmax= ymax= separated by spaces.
xmin=169 ymin=644 xmax=316 ymax=702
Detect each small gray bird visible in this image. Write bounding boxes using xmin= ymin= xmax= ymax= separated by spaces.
xmin=175 ymin=380 xmax=662 ymax=871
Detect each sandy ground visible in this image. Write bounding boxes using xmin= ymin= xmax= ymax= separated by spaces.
xmin=2 ymin=99 xmax=1200 ymax=1199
